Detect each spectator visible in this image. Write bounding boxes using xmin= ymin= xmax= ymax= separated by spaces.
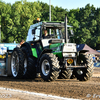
xmin=93 ymin=56 xmax=96 ymax=62
xmin=16 ymin=39 xmax=25 ymax=48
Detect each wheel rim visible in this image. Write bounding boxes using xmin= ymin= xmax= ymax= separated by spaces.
xmin=11 ymin=51 xmax=19 ymax=77
xmin=23 ymin=58 xmax=27 ymax=75
xmin=41 ymin=59 xmax=50 ymax=76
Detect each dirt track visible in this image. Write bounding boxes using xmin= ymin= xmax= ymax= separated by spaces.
xmin=0 ymin=67 xmax=100 ymax=100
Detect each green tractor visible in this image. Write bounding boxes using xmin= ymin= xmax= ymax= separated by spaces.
xmin=10 ymin=15 xmax=94 ymax=81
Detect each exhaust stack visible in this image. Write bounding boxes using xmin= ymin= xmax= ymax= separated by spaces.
xmin=65 ymin=14 xmax=68 ymax=43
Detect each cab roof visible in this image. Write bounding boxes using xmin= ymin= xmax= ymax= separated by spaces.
xmin=30 ymin=21 xmax=72 ymax=29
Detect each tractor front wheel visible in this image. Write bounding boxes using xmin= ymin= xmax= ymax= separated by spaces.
xmin=39 ymin=53 xmax=60 ymax=82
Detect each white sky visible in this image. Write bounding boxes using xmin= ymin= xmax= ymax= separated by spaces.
xmin=2 ymin=0 xmax=100 ymax=10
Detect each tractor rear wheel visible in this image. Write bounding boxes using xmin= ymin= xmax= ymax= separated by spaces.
xmin=58 ymin=69 xmax=72 ymax=79
xmin=39 ymin=53 xmax=60 ymax=82
xmin=75 ymin=53 xmax=94 ymax=81
xmin=21 ymin=47 xmax=36 ymax=79
xmin=11 ymin=48 xmax=24 ymax=78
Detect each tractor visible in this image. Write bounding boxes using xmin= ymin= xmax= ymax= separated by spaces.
xmin=10 ymin=15 xmax=94 ymax=81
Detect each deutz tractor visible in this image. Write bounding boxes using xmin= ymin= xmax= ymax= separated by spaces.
xmin=10 ymin=15 xmax=94 ymax=81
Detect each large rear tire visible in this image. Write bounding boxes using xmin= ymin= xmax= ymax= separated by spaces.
xmin=75 ymin=53 xmax=94 ymax=81
xmin=11 ymin=48 xmax=24 ymax=78
xmin=39 ymin=53 xmax=60 ymax=82
xmin=21 ymin=47 xmax=36 ymax=79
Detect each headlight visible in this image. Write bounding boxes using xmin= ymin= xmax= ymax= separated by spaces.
xmin=67 ymin=59 xmax=73 ymax=64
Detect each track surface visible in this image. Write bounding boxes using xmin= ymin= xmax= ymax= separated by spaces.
xmin=0 ymin=67 xmax=100 ymax=100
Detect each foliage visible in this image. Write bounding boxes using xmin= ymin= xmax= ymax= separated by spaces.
xmin=0 ymin=1 xmax=100 ymax=50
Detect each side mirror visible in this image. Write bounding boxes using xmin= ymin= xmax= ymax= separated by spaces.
xmin=32 ymin=29 xmax=35 ymax=34
xmin=43 ymin=25 xmax=46 ymax=30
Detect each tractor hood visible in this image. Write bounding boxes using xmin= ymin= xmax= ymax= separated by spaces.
xmin=77 ymin=44 xmax=100 ymax=54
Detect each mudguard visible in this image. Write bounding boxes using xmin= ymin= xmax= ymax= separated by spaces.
xmin=38 ymin=48 xmax=52 ymax=61
xmin=21 ymin=42 xmax=33 ymax=56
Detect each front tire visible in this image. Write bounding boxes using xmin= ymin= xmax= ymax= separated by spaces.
xmin=39 ymin=53 xmax=60 ymax=82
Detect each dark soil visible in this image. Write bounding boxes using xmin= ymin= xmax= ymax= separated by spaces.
xmin=0 ymin=67 xmax=100 ymax=100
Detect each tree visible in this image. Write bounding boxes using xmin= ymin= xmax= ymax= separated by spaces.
xmin=40 ymin=2 xmax=49 ymax=21
xmin=0 ymin=1 xmax=100 ymax=50
xmin=73 ymin=4 xmax=97 ymax=49
xmin=1 ymin=2 xmax=13 ymax=42
xmin=10 ymin=1 xmax=42 ymax=42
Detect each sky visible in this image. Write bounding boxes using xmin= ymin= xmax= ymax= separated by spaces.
xmin=2 ymin=0 xmax=100 ymax=10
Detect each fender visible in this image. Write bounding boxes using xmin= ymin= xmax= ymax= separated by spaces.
xmin=21 ymin=42 xmax=33 ymax=56
xmin=38 ymin=48 xmax=52 ymax=61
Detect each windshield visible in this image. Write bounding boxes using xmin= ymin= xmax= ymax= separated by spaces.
xmin=42 ymin=28 xmax=64 ymax=39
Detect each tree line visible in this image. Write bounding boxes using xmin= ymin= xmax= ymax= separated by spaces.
xmin=0 ymin=0 xmax=100 ymax=50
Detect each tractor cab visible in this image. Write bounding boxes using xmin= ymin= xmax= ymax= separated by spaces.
xmin=26 ymin=21 xmax=72 ymax=48
xmin=26 ymin=21 xmax=64 ymax=40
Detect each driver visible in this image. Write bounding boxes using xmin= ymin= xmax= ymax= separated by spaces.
xmin=42 ymin=30 xmax=49 ymax=39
